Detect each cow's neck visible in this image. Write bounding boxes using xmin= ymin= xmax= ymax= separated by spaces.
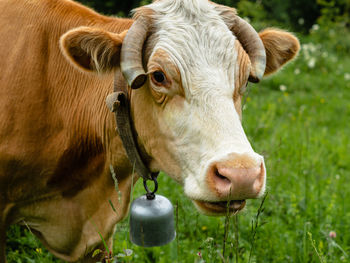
xmin=44 ymin=1 xmax=137 ymax=194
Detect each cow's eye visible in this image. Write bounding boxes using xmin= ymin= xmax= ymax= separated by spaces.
xmin=152 ymin=71 xmax=166 ymax=85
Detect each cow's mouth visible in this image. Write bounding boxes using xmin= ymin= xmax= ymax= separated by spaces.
xmin=193 ymin=199 xmax=246 ymax=215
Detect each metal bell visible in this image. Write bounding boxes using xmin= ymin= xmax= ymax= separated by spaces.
xmin=129 ymin=177 xmax=176 ymax=247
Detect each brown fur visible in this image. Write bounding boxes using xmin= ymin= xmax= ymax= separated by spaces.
xmin=0 ymin=0 xmax=134 ymax=261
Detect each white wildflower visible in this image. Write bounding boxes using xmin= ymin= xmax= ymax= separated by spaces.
xmin=311 ymin=24 xmax=320 ymax=31
xmin=307 ymin=58 xmax=316 ymax=69
xmin=301 ymin=43 xmax=319 ymax=62
xmin=279 ymin=85 xmax=287 ymax=92
xmin=344 ymin=73 xmax=350 ymax=81
xmin=298 ymin=18 xmax=305 ymax=25
xmin=123 ymin=249 xmax=133 ymax=256
xmin=309 ymin=44 xmax=317 ymax=53
xmin=205 ymin=237 xmax=214 ymax=242
xmin=294 ymin=68 xmax=301 ymax=75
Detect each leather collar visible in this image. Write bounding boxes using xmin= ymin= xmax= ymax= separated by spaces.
xmin=106 ymin=72 xmax=158 ymax=181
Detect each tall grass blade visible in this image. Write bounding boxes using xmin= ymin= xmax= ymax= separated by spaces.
xmin=110 ymin=165 xmax=122 ymax=203
xmin=108 ymin=199 xmax=118 ymax=215
xmin=90 ymin=220 xmax=111 ymax=255
xmin=222 ymin=205 xmax=230 ymax=259
xmin=176 ymin=200 xmax=180 ymax=263
xmin=233 ymin=213 xmax=239 ymax=263
xmin=308 ymin=232 xmax=325 ymax=263
xmin=303 ymin=222 xmax=311 ymax=262
xmin=248 ymin=192 xmax=268 ymax=263
xmin=223 ymin=187 xmax=233 ymax=259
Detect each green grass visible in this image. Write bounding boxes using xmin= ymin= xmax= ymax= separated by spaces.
xmin=6 ymin=31 xmax=350 ymax=262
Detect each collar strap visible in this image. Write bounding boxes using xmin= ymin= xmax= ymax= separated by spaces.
xmin=106 ymin=72 xmax=157 ymax=181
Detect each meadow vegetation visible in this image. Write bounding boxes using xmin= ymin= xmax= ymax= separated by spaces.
xmin=5 ymin=0 xmax=350 ymax=262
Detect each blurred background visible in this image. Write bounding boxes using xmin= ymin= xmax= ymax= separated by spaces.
xmin=6 ymin=0 xmax=350 ymax=262
xmin=76 ymin=0 xmax=350 ymax=33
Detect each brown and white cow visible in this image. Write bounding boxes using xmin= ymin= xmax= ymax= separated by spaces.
xmin=0 ymin=0 xmax=299 ymax=261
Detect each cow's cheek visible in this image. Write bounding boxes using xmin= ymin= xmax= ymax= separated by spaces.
xmin=152 ymin=97 xmax=186 ymax=183
xmin=156 ymin=97 xmax=201 ymax=183
xmin=131 ymin=89 xmax=183 ymax=183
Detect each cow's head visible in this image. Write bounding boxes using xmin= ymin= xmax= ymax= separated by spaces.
xmin=60 ymin=0 xmax=299 ymax=215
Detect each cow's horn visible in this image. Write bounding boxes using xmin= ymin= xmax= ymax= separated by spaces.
xmin=214 ymin=4 xmax=266 ymax=83
xmin=230 ymin=16 xmax=266 ymax=83
xmin=121 ymin=16 xmax=150 ymax=89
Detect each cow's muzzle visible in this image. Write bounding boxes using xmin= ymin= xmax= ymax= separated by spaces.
xmin=206 ymin=153 xmax=266 ymax=200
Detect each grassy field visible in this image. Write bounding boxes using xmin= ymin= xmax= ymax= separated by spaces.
xmin=6 ymin=28 xmax=350 ymax=262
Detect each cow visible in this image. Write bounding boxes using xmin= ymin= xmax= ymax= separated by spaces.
xmin=0 ymin=0 xmax=300 ymax=261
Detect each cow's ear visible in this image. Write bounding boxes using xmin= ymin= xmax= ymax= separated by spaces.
xmin=60 ymin=27 xmax=127 ymax=73
xmin=259 ymin=29 xmax=300 ymax=76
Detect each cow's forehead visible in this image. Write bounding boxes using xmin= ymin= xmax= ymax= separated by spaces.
xmin=146 ymin=0 xmax=238 ymax=96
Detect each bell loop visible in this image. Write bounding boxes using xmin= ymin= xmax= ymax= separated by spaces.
xmin=146 ymin=192 xmax=155 ymax=200
xmin=143 ymin=173 xmax=158 ymax=200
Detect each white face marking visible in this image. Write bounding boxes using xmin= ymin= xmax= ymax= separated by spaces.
xmin=146 ymin=0 xmax=265 ymax=201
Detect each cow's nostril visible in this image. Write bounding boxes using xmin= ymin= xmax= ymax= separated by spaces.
xmin=214 ymin=168 xmax=230 ymax=183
